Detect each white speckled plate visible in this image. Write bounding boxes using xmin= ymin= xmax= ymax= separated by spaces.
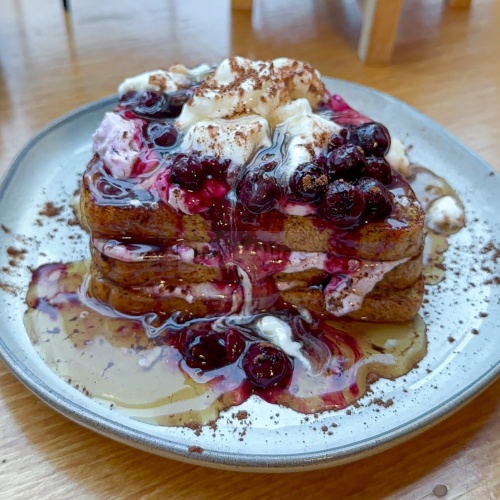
xmin=0 ymin=78 xmax=499 ymax=472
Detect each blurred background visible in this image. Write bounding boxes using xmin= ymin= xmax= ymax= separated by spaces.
xmin=1 ymin=0 xmax=499 ymax=173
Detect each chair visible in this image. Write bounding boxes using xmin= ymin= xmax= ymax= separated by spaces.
xmin=232 ymin=0 xmax=472 ymax=64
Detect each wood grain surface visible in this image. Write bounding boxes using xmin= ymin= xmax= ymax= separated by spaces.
xmin=0 ymin=0 xmax=499 ymax=498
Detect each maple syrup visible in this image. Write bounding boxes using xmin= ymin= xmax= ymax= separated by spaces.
xmin=25 ymin=260 xmax=426 ymax=426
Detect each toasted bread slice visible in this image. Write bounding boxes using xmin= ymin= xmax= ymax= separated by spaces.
xmin=82 ymin=158 xmax=424 ymax=262
xmin=89 ymin=266 xmax=236 ymax=318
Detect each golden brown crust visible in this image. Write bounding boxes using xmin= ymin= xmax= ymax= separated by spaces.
xmin=80 ymin=159 xmax=212 ymax=243
xmin=89 ymin=269 xmax=234 ymax=317
xmin=89 ymin=244 xmax=224 ymax=286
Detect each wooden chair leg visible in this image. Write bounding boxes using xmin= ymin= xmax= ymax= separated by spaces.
xmin=448 ymin=0 xmax=471 ymax=8
xmin=357 ymin=0 xmax=403 ymax=65
xmin=232 ymin=0 xmax=252 ymax=11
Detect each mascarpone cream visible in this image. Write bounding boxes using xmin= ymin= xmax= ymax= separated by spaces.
xmin=176 ymin=57 xmax=325 ymax=129
xmin=427 ymin=195 xmax=465 ymax=232
xmin=92 ymin=112 xmax=142 ymax=179
xmin=117 ymin=64 xmax=212 ymax=97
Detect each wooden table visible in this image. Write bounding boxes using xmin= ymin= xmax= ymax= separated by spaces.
xmin=0 ymin=0 xmax=498 ymax=498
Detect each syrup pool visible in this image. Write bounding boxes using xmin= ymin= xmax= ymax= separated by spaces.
xmin=24 ymin=260 xmax=426 ymax=426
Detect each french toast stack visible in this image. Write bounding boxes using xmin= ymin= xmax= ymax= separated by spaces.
xmin=81 ymin=57 xmax=425 ymax=323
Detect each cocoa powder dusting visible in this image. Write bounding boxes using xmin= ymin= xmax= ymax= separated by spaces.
xmin=371 ymin=398 xmax=394 ymax=408
xmin=235 ymin=410 xmax=248 ymax=421
xmin=39 ymin=202 xmax=63 ymax=217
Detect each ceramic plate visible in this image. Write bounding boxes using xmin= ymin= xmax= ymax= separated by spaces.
xmin=0 ymin=79 xmax=499 ymax=472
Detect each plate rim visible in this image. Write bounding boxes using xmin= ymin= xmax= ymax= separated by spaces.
xmin=0 ymin=79 xmax=499 ymax=471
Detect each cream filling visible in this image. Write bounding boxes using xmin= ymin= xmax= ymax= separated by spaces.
xmin=283 ymin=252 xmax=327 ymax=273
xmin=92 ymin=239 xmax=210 ymax=264
xmin=94 ymin=235 xmax=407 ymax=319
xmin=143 ymin=283 xmax=234 ymax=304
xmin=92 ymin=113 xmax=142 ymax=179
xmin=237 ymin=266 xmax=254 ymax=317
xmin=275 ymin=280 xmax=305 ymax=291
xmin=93 ymin=240 xmax=401 ymax=312
xmin=324 ymin=259 xmax=408 ymax=316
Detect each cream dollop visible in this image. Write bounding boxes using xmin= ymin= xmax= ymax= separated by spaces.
xmin=176 ymin=56 xmax=325 ymax=130
xmin=117 ymin=64 xmax=212 ymax=97
xmin=179 ymin=115 xmax=271 ymax=166
xmin=275 ymin=101 xmax=342 ymax=184
xmin=427 ymin=195 xmax=465 ymax=232
xmin=256 ymin=316 xmax=312 ymax=372
xmin=92 ymin=112 xmax=141 ymax=179
xmin=385 ymin=138 xmax=410 ymax=177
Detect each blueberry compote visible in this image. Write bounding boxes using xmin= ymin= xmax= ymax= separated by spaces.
xmin=26 ymin=88 xmax=433 ymax=427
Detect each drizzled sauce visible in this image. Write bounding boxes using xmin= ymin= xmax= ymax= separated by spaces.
xmin=25 ymin=261 xmax=427 ymax=426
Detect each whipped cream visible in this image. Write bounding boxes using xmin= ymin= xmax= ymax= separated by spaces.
xmin=177 ymin=57 xmax=325 ymax=130
xmin=256 ymin=316 xmax=312 ymax=372
xmin=324 ymin=259 xmax=408 ymax=316
xmin=117 ymin=64 xmax=212 ymax=97
xmin=385 ymin=138 xmax=410 ymax=177
xmin=427 ymin=195 xmax=465 ymax=232
xmin=174 ymin=57 xmax=333 ymax=181
xmin=179 ymin=115 xmax=271 ymax=166
xmin=92 ymin=112 xmax=142 ymax=179
xmin=275 ymin=102 xmax=342 ymax=185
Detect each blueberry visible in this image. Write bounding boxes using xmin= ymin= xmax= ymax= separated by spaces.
xmin=131 ymin=91 xmax=169 ymax=118
xmin=242 ymin=342 xmax=292 ymax=389
xmin=353 ymin=122 xmax=391 ymax=157
xmin=201 ymin=156 xmax=231 ymax=182
xmin=237 ymin=168 xmax=278 ymax=213
xmin=170 ymin=154 xmax=206 ymax=191
xmin=327 ymin=128 xmax=348 ymax=151
xmin=357 ymin=177 xmax=393 ymax=220
xmin=183 ymin=330 xmax=227 ymax=370
xmin=146 ymin=122 xmax=178 ymax=148
xmin=326 ymin=144 xmax=366 ymax=181
xmin=181 ymin=327 xmax=245 ymax=370
xmin=120 ymin=88 xmax=195 ymax=119
xmin=288 ymin=162 xmax=329 ymax=203
xmin=319 ymin=180 xmax=366 ymax=228
xmin=363 ymin=157 xmax=393 ymax=185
